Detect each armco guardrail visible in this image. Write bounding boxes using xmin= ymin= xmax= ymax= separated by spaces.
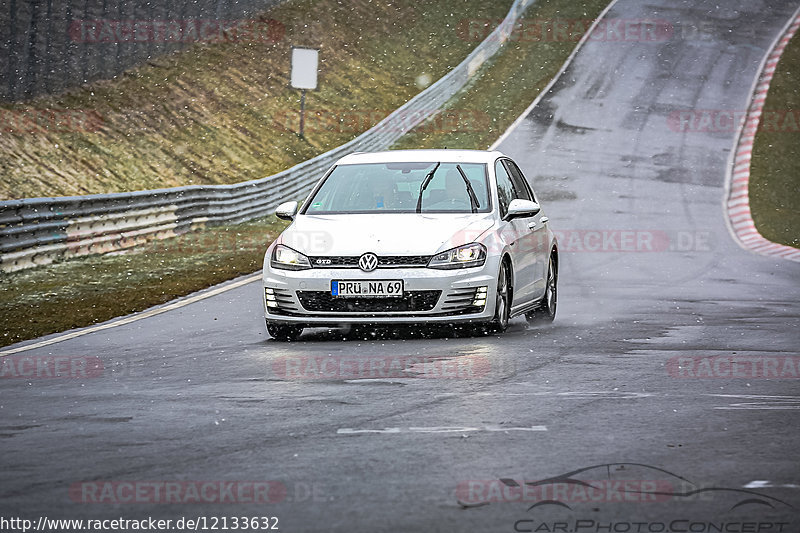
xmin=0 ymin=0 xmax=534 ymax=273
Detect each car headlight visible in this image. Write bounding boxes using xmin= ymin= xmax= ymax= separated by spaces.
xmin=427 ymin=243 xmax=487 ymax=270
xmin=270 ymin=244 xmax=311 ymax=271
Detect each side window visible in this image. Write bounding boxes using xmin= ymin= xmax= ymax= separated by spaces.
xmin=504 ymin=160 xmax=536 ymax=202
xmin=494 ymin=160 xmax=515 ymax=218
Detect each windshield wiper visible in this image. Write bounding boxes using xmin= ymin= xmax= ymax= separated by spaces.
xmin=456 ymin=165 xmax=480 ymax=213
xmin=415 ymin=162 xmax=441 ymax=213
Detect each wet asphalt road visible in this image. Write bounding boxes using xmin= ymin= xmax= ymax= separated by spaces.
xmin=2 ymin=0 xmax=800 ymax=531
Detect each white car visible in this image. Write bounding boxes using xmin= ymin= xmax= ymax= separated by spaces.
xmin=262 ymin=149 xmax=558 ymax=341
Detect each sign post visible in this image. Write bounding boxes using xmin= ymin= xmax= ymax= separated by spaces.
xmin=290 ymin=47 xmax=319 ymax=138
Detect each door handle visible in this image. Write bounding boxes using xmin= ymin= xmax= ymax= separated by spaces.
xmin=529 ymin=216 xmax=548 ymax=230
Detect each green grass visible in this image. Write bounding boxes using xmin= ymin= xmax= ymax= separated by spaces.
xmin=749 ymin=30 xmax=800 ymax=248
xmin=0 ymin=0 xmax=612 ymax=347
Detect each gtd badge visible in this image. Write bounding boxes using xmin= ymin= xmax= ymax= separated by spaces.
xmin=315 ymin=259 xmax=332 ymax=265
xmin=358 ymin=253 xmax=379 ymax=272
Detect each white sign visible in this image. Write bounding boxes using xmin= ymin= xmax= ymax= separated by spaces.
xmin=290 ymin=47 xmax=319 ymax=90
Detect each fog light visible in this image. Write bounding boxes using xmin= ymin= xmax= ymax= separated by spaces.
xmin=472 ymin=286 xmax=489 ymax=307
xmin=265 ymin=288 xmax=278 ymax=308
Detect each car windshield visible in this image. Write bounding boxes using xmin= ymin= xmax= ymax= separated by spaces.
xmin=303 ymin=162 xmax=491 ymax=214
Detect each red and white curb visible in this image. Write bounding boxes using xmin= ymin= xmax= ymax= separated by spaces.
xmin=724 ymin=9 xmax=800 ymax=262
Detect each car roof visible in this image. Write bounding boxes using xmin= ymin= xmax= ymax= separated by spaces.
xmin=335 ymin=149 xmax=506 ymax=166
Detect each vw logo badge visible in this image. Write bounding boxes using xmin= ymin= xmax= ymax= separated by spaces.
xmin=358 ymin=253 xmax=379 ymax=272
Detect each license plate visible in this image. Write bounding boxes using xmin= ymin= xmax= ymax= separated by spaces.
xmin=331 ymin=280 xmax=403 ymax=298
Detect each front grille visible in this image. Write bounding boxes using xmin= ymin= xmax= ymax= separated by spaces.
xmin=308 ymin=255 xmax=432 ymax=268
xmin=297 ymin=290 xmax=441 ymax=313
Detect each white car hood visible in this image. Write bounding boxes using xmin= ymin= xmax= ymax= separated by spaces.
xmin=280 ymin=213 xmax=495 ymax=256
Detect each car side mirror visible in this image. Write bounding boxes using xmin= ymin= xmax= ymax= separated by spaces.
xmin=275 ymin=201 xmax=299 ymax=221
xmin=505 ymin=199 xmax=541 ymax=220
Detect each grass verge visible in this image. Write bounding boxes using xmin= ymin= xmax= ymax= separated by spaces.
xmin=0 ymin=218 xmax=288 ymax=346
xmin=1 ymin=0 xmax=611 ymax=347
xmin=749 ymin=29 xmax=800 ymax=249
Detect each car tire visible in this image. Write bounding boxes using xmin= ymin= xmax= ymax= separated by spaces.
xmin=525 ymin=255 xmax=557 ymax=324
xmin=266 ymin=321 xmax=304 ymax=341
xmin=487 ymin=261 xmax=511 ymax=333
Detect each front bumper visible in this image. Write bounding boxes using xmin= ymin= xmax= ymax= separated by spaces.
xmin=262 ymin=261 xmax=499 ymax=326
